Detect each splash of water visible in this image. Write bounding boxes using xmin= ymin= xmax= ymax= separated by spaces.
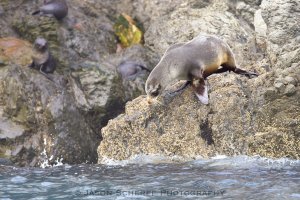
xmin=39 ymin=138 xmax=64 ymax=168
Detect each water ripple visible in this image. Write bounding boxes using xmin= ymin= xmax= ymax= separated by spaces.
xmin=0 ymin=155 xmax=299 ymax=200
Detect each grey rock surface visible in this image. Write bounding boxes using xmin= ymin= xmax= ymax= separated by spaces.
xmin=0 ymin=64 xmax=99 ymax=166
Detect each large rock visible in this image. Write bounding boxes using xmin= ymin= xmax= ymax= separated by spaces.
xmin=98 ymin=65 xmax=299 ymax=162
xmin=0 ymin=28 xmax=154 ymax=166
xmin=0 ymin=37 xmax=103 ymax=166
xmin=0 ymin=0 xmax=156 ymax=166
xmin=0 ymin=63 xmax=99 ymax=166
xmin=260 ymin=0 xmax=300 ymax=69
xmin=0 ymin=36 xmax=129 ymax=166
xmin=132 ymin=0 xmax=186 ymax=29
xmin=70 ymin=60 xmax=125 ymax=129
xmin=98 ymin=0 xmax=300 ymax=162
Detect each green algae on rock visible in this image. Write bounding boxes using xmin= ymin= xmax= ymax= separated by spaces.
xmin=114 ymin=13 xmax=143 ymax=48
xmin=11 ymin=15 xmax=66 ymax=72
xmin=12 ymin=13 xmax=60 ymax=53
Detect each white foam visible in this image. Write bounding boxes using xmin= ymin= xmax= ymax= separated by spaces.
xmin=41 ymin=181 xmax=55 ymax=187
xmin=39 ymin=137 xmax=64 ymax=168
xmin=100 ymin=154 xmax=198 ymax=166
xmin=211 ymin=155 xmax=228 ymax=160
xmin=205 ymin=155 xmax=300 ymax=169
xmin=100 ymin=154 xmax=300 ymax=169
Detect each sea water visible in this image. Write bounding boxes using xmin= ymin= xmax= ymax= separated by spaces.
xmin=0 ymin=155 xmax=299 ymax=200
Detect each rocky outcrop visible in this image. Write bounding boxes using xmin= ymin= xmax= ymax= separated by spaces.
xmin=0 ymin=37 xmax=148 ymax=166
xmin=98 ymin=0 xmax=300 ymax=163
xmin=98 ymin=66 xmax=300 ymax=161
xmin=0 ymin=63 xmax=98 ymax=166
xmin=0 ymin=36 xmax=103 ymax=166
xmin=0 ymin=0 xmax=151 ymax=166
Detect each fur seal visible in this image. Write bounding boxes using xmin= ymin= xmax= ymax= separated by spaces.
xmin=28 ymin=37 xmax=56 ymax=81
xmin=145 ymin=35 xmax=258 ymax=104
xmin=117 ymin=61 xmax=150 ymax=80
xmin=32 ymin=0 xmax=68 ymax=20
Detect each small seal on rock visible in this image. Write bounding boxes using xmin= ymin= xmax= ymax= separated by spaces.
xmin=117 ymin=61 xmax=150 ymax=80
xmin=32 ymin=0 xmax=68 ymax=20
xmin=28 ymin=37 xmax=56 ymax=80
xmin=145 ymin=35 xmax=258 ymax=104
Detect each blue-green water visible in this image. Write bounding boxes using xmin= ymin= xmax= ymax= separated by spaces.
xmin=0 ymin=156 xmax=299 ymax=200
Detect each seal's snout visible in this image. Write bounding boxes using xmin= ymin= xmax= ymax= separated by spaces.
xmin=147 ymin=96 xmax=153 ymax=104
xmin=146 ymin=96 xmax=165 ymax=106
xmin=150 ymin=90 xmax=159 ymax=97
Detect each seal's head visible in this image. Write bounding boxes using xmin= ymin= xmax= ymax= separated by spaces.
xmin=34 ymin=37 xmax=48 ymax=52
xmin=145 ymin=78 xmax=162 ymax=98
xmin=145 ymin=77 xmax=163 ymax=104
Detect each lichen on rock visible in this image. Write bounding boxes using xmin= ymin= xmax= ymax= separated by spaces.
xmin=114 ymin=13 xmax=143 ymax=48
xmin=0 ymin=37 xmax=33 ymax=66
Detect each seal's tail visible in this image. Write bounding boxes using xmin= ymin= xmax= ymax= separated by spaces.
xmin=32 ymin=10 xmax=40 ymax=15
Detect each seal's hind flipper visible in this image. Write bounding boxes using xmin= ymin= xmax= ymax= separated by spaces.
xmin=234 ymin=68 xmax=259 ymax=79
xmin=192 ymin=79 xmax=209 ymax=104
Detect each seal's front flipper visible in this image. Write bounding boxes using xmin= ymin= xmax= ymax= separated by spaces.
xmin=169 ymin=81 xmax=191 ymax=94
xmin=192 ymin=79 xmax=209 ymax=104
